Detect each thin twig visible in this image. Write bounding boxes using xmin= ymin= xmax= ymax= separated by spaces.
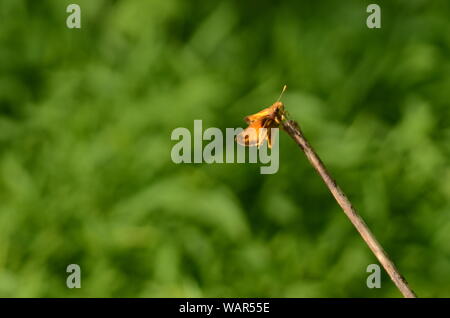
xmin=281 ymin=119 xmax=417 ymax=298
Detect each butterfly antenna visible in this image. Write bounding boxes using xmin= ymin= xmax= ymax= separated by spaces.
xmin=276 ymin=85 xmax=287 ymax=101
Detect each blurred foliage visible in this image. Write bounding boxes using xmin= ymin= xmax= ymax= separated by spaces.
xmin=0 ymin=0 xmax=449 ymax=297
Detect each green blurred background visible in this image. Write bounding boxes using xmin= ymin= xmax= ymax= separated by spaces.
xmin=0 ymin=0 xmax=449 ymax=297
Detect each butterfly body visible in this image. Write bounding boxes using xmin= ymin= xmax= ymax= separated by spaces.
xmin=236 ymin=100 xmax=286 ymax=149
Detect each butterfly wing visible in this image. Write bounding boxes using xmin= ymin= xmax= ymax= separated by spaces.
xmin=267 ymin=125 xmax=272 ymax=149
xmin=236 ymin=118 xmax=273 ymax=147
xmin=244 ymin=106 xmax=275 ymax=124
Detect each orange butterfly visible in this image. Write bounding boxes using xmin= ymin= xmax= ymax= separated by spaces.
xmin=236 ymin=85 xmax=287 ymax=148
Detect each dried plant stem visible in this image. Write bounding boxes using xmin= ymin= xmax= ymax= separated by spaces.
xmin=281 ymin=119 xmax=417 ymax=298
